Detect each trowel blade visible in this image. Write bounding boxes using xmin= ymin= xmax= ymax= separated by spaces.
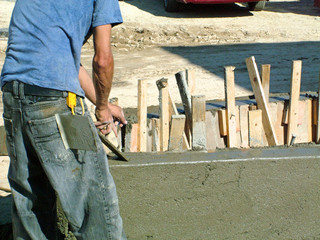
xmin=55 ymin=114 xmax=97 ymax=151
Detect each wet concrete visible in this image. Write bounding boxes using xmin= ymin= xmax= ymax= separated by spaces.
xmin=109 ymin=146 xmax=320 ymax=239
xmin=1 ymin=146 xmax=320 ymax=239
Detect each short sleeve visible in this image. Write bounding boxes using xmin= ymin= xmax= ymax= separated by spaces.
xmin=92 ymin=0 xmax=123 ymax=28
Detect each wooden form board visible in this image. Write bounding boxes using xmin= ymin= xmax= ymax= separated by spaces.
xmin=176 ymin=71 xmax=192 ymax=144
xmin=269 ymin=102 xmax=285 ymax=145
xmin=151 ymin=118 xmax=160 ymax=152
xmin=191 ymin=95 xmax=207 ymax=151
xmin=167 ymin=88 xmax=190 ymax=150
xmin=246 ymin=56 xmax=278 ymax=146
xmin=218 ymin=109 xmax=227 ymax=136
xmin=286 ymin=60 xmax=302 ymax=145
xmin=186 ymin=69 xmax=196 ymax=95
xmin=168 ymin=115 xmax=186 ymax=151
xmin=137 ymin=79 xmax=148 ymax=152
xmin=248 ymin=109 xmax=264 ymax=147
xmin=295 ymin=99 xmax=313 ymax=144
xmin=261 ymin=64 xmax=271 ymax=103
xmin=239 ymin=105 xmax=249 ymax=148
xmin=224 ymin=66 xmax=237 ymax=148
xmin=156 ymin=79 xmax=170 ymax=152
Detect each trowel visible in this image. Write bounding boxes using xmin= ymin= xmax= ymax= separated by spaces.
xmin=55 ymin=114 xmax=98 ymax=151
xmin=55 ymin=114 xmax=128 ymax=161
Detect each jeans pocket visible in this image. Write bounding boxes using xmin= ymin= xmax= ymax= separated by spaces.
xmin=28 ymin=115 xmax=74 ymax=165
xmin=3 ymin=117 xmax=16 ymax=158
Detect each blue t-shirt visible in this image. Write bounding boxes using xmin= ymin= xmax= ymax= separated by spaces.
xmin=0 ymin=0 xmax=123 ymax=97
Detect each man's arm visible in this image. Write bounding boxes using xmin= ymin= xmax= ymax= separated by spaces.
xmin=78 ymin=63 xmax=127 ymax=135
xmin=80 ymin=24 xmax=126 ymax=135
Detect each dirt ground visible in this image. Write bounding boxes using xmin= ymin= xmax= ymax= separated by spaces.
xmin=1 ymin=0 xmax=320 ymax=110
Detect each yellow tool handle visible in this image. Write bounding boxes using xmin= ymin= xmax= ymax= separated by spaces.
xmin=66 ymin=92 xmax=77 ymax=115
xmin=66 ymin=92 xmax=85 ymax=115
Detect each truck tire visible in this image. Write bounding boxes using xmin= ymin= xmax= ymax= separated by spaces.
xmin=248 ymin=1 xmax=266 ymax=11
xmin=163 ymin=0 xmax=179 ymax=12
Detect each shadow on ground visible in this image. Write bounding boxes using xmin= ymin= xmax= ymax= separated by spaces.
xmin=125 ymin=0 xmax=319 ymax=17
xmin=161 ymin=41 xmax=320 ymax=93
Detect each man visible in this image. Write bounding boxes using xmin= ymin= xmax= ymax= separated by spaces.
xmin=0 ymin=0 xmax=127 ymax=239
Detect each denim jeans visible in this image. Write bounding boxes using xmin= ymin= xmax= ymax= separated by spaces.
xmin=2 ymin=87 xmax=126 ymax=239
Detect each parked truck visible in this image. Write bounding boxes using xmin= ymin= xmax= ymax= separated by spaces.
xmin=163 ymin=0 xmax=266 ymax=12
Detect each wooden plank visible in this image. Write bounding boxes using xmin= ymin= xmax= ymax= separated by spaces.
xmin=137 ymin=79 xmax=148 ymax=152
xmin=246 ymin=56 xmax=278 ymax=146
xmin=151 ymin=118 xmax=160 ymax=152
xmin=191 ymin=95 xmax=207 ymax=151
xmin=130 ymin=123 xmax=138 ymax=152
xmin=159 ymin=77 xmax=190 ymax=150
xmin=295 ymin=99 xmax=313 ymax=143
xmin=261 ymin=64 xmax=271 ymax=103
xmin=205 ymin=111 xmax=217 ymax=152
xmin=282 ymin=101 xmax=289 ymax=125
xmin=224 ymin=66 xmax=237 ymax=148
xmin=168 ymin=115 xmax=186 ymax=151
xmin=156 ymin=78 xmax=170 ymax=152
xmin=286 ymin=60 xmax=302 ymax=145
xmin=239 ymin=105 xmax=249 ymax=148
xmin=186 ymin=69 xmax=196 ymax=95
xmin=248 ymin=110 xmax=264 ymax=147
xmin=270 ymin=102 xmax=285 ymax=145
xmin=317 ymin=70 xmax=320 ymax=143
xmin=167 ymin=89 xmax=190 ymax=150
xmin=175 ymin=70 xmax=192 ymax=146
xmin=218 ymin=109 xmax=227 ymax=136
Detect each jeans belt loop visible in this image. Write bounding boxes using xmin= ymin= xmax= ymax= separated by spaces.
xmin=13 ymin=81 xmax=19 ymax=99
xmin=19 ymin=82 xmax=25 ymax=100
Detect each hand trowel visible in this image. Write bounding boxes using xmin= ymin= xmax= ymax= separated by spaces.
xmin=55 ymin=114 xmax=98 ymax=151
xmin=55 ymin=114 xmax=128 ymax=161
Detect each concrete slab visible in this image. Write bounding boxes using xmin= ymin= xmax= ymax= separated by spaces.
xmin=109 ymin=146 xmax=320 ymax=239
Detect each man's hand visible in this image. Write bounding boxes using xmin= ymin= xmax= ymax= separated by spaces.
xmin=95 ymin=103 xmax=127 ymax=136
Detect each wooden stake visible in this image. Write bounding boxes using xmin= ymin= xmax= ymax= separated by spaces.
xmin=157 ymin=78 xmax=190 ymax=150
xmin=239 ymin=105 xmax=249 ymax=148
xmin=191 ymin=95 xmax=207 ymax=151
xmin=218 ymin=109 xmax=227 ymax=136
xmin=176 ymin=70 xmax=192 ymax=147
xmin=317 ymin=70 xmax=320 ymax=143
xmin=130 ymin=123 xmax=138 ymax=152
xmin=286 ymin=60 xmax=302 ymax=145
xmin=261 ymin=64 xmax=271 ymax=103
xmin=168 ymin=115 xmax=186 ymax=151
xmin=137 ymin=79 xmax=148 ymax=152
xmin=249 ymin=109 xmax=264 ymax=147
xmin=156 ymin=79 xmax=170 ymax=152
xmin=224 ymin=66 xmax=237 ymax=148
xmin=186 ymin=69 xmax=196 ymax=95
xmin=151 ymin=118 xmax=160 ymax=152
xmin=246 ymin=56 xmax=278 ymax=146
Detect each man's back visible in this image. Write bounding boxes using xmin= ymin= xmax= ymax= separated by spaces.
xmin=0 ymin=0 xmax=122 ymax=96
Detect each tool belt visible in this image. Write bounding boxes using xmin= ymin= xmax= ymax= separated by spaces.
xmin=2 ymin=81 xmax=68 ymax=98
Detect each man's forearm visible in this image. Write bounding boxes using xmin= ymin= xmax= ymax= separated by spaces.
xmin=92 ymin=24 xmax=114 ymax=112
xmin=79 ymin=65 xmax=96 ymax=104
xmin=92 ymin=52 xmax=114 ymax=111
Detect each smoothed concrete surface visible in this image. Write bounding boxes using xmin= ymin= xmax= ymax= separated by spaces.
xmin=110 ymin=146 xmax=320 ymax=240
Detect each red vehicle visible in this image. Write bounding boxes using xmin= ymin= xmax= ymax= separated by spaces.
xmin=163 ymin=0 xmax=266 ymax=12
